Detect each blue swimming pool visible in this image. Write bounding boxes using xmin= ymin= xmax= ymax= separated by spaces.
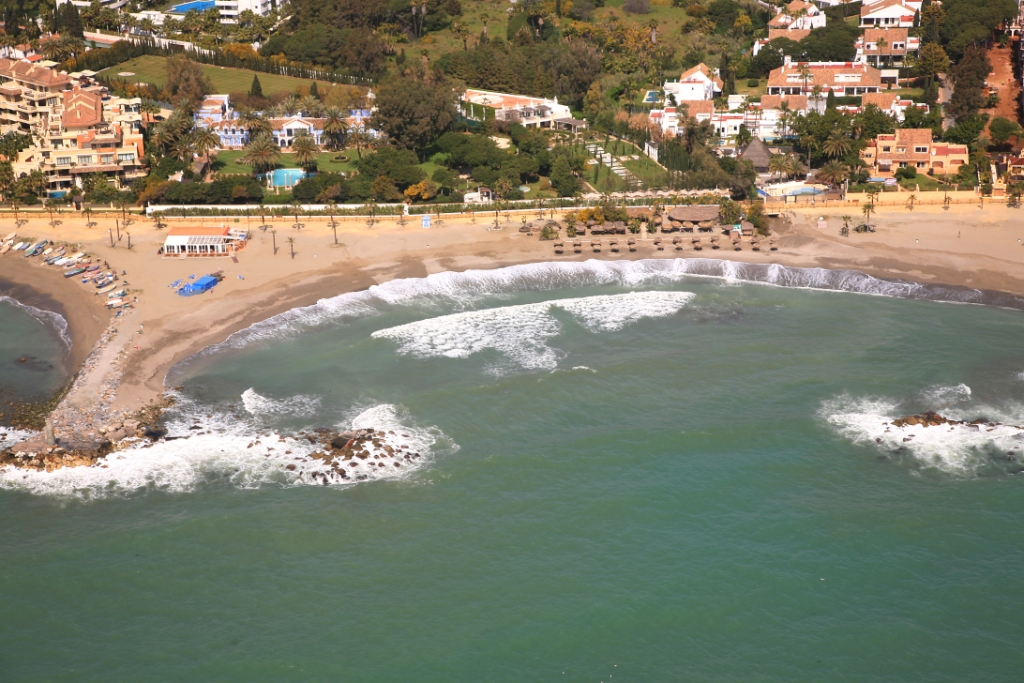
xmin=268 ymin=168 xmax=306 ymax=188
xmin=644 ymin=90 xmax=659 ymax=103
xmin=170 ymin=0 xmax=215 ymax=13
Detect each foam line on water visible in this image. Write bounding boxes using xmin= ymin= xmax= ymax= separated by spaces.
xmin=371 ymin=291 xmax=695 ymax=372
xmin=0 ymin=295 xmax=72 ymax=353
xmin=241 ymin=388 xmax=322 ymax=417
xmin=175 ymin=259 xmax=1024 ymax=372
xmin=0 ymin=428 xmax=38 ymax=451
xmin=0 ymin=395 xmax=457 ymax=500
xmin=821 ymin=393 xmax=1024 ymax=475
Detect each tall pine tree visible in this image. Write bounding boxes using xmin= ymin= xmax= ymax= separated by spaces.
xmin=249 ymin=74 xmax=263 ymax=98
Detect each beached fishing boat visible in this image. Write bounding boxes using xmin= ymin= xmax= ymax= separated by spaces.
xmin=24 ymin=241 xmax=44 ymax=256
xmin=2 ymin=232 xmax=14 ymax=242
xmin=12 ymin=241 xmax=25 ymax=251
xmin=64 ymin=267 xmax=86 ymax=278
xmin=96 ymin=283 xmax=118 ymax=295
xmin=41 ymin=247 xmax=52 ymax=257
xmin=27 ymin=240 xmax=48 ymax=256
xmin=107 ymin=290 xmax=127 ymax=300
xmin=0 ymin=243 xmax=11 ymax=255
xmin=68 ymin=252 xmax=84 ymax=260
xmin=85 ymin=265 xmax=100 ymax=272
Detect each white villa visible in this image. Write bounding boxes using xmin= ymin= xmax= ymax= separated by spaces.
xmin=663 ymin=63 xmax=723 ymax=103
xmin=460 ymin=89 xmax=585 ymax=131
xmin=860 ymin=0 xmax=918 ymax=28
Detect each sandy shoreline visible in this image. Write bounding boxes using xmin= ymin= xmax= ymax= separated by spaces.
xmin=0 ymin=254 xmax=112 ymax=375
xmin=2 ymin=201 xmax=1024 ymax=426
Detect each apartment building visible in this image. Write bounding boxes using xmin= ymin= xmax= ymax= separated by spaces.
xmin=461 ymin=89 xmax=581 ymax=130
xmin=0 ymin=58 xmax=71 ymax=136
xmin=767 ymin=58 xmax=882 ymax=97
xmin=217 ymin=0 xmax=275 ymax=24
xmin=855 ymin=28 xmax=920 ymax=66
xmin=860 ymin=129 xmax=969 ymax=176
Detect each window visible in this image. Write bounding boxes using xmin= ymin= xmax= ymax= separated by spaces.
xmin=100 ymin=154 xmax=113 ymax=163
xmin=882 ymin=146 xmax=891 ymax=153
xmin=914 ymin=146 xmax=928 ymax=153
xmin=117 ymin=152 xmax=135 ymax=162
xmin=56 ymin=156 xmax=71 ymax=166
xmin=77 ymin=155 xmax=93 ymax=164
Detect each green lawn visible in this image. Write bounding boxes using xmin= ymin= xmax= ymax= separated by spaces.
xmin=899 ymin=174 xmax=951 ymax=191
xmin=595 ymin=137 xmax=668 ymax=189
xmin=212 ymin=150 xmax=357 ymax=175
xmin=104 ymin=55 xmax=334 ymax=96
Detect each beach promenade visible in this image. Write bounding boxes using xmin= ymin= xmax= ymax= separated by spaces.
xmin=3 ymin=201 xmax=1024 ymax=453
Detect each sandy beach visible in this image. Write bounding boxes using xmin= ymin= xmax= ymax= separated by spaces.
xmin=2 ymin=200 xmax=1024 ymax=422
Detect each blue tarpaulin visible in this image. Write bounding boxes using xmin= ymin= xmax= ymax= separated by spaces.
xmin=178 ymin=275 xmax=218 ymax=296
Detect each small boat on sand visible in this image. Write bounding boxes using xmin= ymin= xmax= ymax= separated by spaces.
xmin=64 ymin=267 xmax=86 ymax=278
xmin=2 ymin=232 xmax=14 ymax=242
xmin=107 ymin=289 xmax=127 ymax=299
xmin=96 ymin=283 xmax=118 ymax=295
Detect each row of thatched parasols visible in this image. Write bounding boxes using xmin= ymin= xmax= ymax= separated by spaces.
xmin=553 ymin=236 xmax=776 ymax=255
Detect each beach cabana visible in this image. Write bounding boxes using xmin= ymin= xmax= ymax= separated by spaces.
xmin=162 ymin=227 xmax=247 ymax=257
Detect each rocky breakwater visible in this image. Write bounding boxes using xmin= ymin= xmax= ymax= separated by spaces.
xmin=889 ymin=411 xmax=1017 ymax=430
xmin=296 ymin=428 xmax=424 ymax=484
xmin=0 ymin=402 xmax=170 ymax=473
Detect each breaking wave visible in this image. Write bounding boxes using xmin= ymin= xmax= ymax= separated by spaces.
xmin=0 ymin=428 xmax=38 ymax=451
xmin=170 ymin=260 xmax=1024 ymax=382
xmin=241 ymin=388 xmax=322 ymax=417
xmin=0 ymin=295 xmax=72 ymax=354
xmin=371 ymin=291 xmax=695 ymax=373
xmin=822 ymin=389 xmax=1024 ymax=476
xmin=0 ymin=394 xmax=457 ymax=500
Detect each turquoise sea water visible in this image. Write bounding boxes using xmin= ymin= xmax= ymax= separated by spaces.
xmin=3 ymin=260 xmax=1024 ymax=680
xmin=0 ymin=291 xmax=68 ymax=421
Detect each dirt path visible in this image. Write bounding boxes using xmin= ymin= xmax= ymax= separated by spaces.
xmin=981 ymin=42 xmax=1021 ymax=137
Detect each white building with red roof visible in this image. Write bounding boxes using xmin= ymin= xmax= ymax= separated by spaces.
xmin=860 ymin=0 xmax=918 ymax=29
xmin=663 ymin=63 xmax=723 ymax=103
xmin=460 ymin=89 xmax=583 ymax=131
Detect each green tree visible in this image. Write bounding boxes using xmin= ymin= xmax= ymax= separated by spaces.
xmin=240 ymin=134 xmax=281 ymax=176
xmin=290 ymin=133 xmax=320 ymax=170
xmin=369 ymin=77 xmax=458 ymax=158
xmin=249 ymin=74 xmax=263 ymax=98
xmin=988 ymin=117 xmax=1022 ymax=146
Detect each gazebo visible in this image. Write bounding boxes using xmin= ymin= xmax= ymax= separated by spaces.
xmin=741 ymin=138 xmax=773 ymax=174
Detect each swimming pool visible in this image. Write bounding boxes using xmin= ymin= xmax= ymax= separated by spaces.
xmin=644 ymin=91 xmax=659 ymax=103
xmin=170 ymin=0 xmax=216 ymax=13
xmin=268 ymin=168 xmax=306 ymax=188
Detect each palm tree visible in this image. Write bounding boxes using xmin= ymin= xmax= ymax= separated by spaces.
xmin=862 ymin=202 xmax=875 ymax=223
xmin=191 ymin=127 xmax=221 ymax=164
xmin=876 ymin=37 xmax=888 ymax=68
xmin=906 ymin=193 xmax=917 ymax=210
xmin=290 ymin=133 xmax=319 ymax=171
xmin=241 ymin=134 xmax=281 ymax=177
xmin=286 ymin=236 xmax=295 ymax=259
xmin=172 ymin=135 xmax=196 ymax=164
xmin=239 ymin=110 xmax=272 ymax=140
xmin=817 ymin=160 xmax=849 ymax=188
xmin=299 ymin=95 xmax=322 ymax=117
xmin=782 ymin=154 xmax=804 ymax=180
xmin=322 ymin=107 xmax=350 ymax=151
xmin=282 ymin=95 xmax=301 ymax=116
xmin=822 ymin=130 xmax=852 ymax=160
xmin=140 ymin=100 xmax=161 ymax=125
xmin=769 ymin=153 xmax=788 ymax=181
xmin=841 ymin=214 xmax=852 ymax=236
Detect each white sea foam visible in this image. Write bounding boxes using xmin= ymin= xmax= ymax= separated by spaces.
xmin=178 ymin=259 xmax=1024 ymax=373
xmin=0 ymin=428 xmax=38 ymax=451
xmin=371 ymin=291 xmax=694 ymax=372
xmin=822 ymin=394 xmax=1024 ymax=475
xmin=918 ymin=383 xmax=972 ymax=408
xmin=241 ymin=388 xmax=322 ymax=417
xmin=0 ymin=396 xmax=456 ymax=500
xmin=0 ymin=295 xmax=72 ymax=353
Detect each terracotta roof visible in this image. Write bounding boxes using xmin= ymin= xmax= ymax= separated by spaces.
xmin=741 ymin=138 xmax=773 ymax=170
xmin=759 ymin=94 xmax=808 ymax=111
xmin=62 ymin=89 xmax=103 ymax=128
xmin=70 ymin=165 xmax=121 ymax=174
xmin=861 ymin=28 xmax=909 ymax=54
xmin=0 ymin=58 xmax=70 ymax=88
xmin=867 ymin=129 xmax=934 ymax=163
xmin=679 ymin=100 xmax=715 ymax=117
xmin=860 ymin=92 xmax=899 ymax=109
xmin=167 ymin=227 xmax=231 ymax=237
xmin=861 ymin=0 xmax=912 ymax=16
xmin=768 ymin=28 xmax=811 ymax=41
xmin=270 ymin=117 xmax=327 ymax=131
xmin=767 ymin=62 xmax=882 ymax=91
xmin=678 ymin=63 xmax=723 ymax=91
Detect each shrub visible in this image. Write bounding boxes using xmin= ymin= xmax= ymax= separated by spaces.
xmin=623 ymin=0 xmax=651 ymax=12
xmin=540 ymin=225 xmax=559 ymax=240
xmin=747 ymin=78 xmax=759 ymax=88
